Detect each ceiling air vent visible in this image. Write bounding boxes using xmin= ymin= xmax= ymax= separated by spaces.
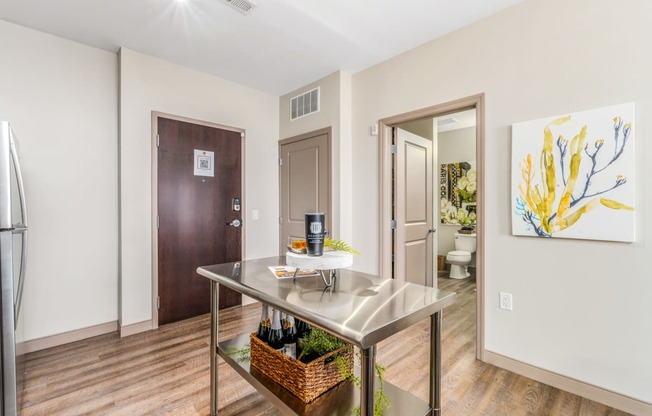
xmin=223 ymin=0 xmax=256 ymax=15
xmin=290 ymin=87 xmax=320 ymax=121
xmin=437 ymin=117 xmax=458 ymax=126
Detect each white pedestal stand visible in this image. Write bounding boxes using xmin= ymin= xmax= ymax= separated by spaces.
xmin=286 ymin=251 xmax=353 ymax=287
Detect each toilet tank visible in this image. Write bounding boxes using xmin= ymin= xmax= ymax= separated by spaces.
xmin=454 ymin=232 xmax=477 ymax=253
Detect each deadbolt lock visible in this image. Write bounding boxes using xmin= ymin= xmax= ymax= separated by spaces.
xmin=227 ymin=219 xmax=242 ymax=228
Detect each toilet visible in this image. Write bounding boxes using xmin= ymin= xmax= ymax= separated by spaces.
xmin=446 ymin=232 xmax=477 ymax=279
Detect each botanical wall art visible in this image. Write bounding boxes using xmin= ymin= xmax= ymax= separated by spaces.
xmin=440 ymin=161 xmax=477 ymax=226
xmin=511 ymin=102 xmax=635 ymax=242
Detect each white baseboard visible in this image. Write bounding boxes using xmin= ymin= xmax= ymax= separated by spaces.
xmin=485 ymin=351 xmax=652 ymax=416
xmin=16 ymin=321 xmax=118 ymax=355
xmin=119 ymin=319 xmax=153 ymax=337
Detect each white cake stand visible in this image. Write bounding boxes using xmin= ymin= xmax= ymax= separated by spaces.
xmin=286 ymin=251 xmax=353 ymax=287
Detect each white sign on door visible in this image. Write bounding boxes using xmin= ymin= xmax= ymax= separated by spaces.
xmin=194 ymin=149 xmax=214 ymax=177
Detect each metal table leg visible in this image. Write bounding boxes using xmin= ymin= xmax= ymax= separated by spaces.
xmin=429 ymin=311 xmax=442 ymax=416
xmin=360 ymin=345 xmax=376 ymax=416
xmin=210 ymin=281 xmax=220 ymax=416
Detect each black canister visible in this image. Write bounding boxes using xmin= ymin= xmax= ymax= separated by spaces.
xmin=304 ymin=213 xmax=325 ymax=256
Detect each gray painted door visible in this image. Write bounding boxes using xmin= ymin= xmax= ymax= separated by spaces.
xmin=279 ymin=130 xmax=331 ymax=252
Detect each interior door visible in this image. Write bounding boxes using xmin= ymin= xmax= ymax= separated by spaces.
xmin=279 ymin=129 xmax=331 ymax=252
xmin=394 ymin=128 xmax=434 ymax=286
xmin=157 ymin=117 xmax=242 ymax=326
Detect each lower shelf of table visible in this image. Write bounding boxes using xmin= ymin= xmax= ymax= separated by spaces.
xmin=218 ymin=334 xmax=432 ymax=416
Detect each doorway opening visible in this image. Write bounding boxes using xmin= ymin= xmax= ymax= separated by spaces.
xmin=378 ymin=94 xmax=485 ymax=360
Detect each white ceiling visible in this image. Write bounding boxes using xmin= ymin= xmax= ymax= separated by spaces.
xmin=0 ymin=0 xmax=525 ymax=96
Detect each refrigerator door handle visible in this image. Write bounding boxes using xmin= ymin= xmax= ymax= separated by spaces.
xmin=10 ymin=132 xmax=28 ymax=227
xmin=10 ymin=132 xmax=28 ymax=323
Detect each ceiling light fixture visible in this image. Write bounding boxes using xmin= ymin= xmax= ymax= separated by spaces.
xmin=222 ymin=0 xmax=256 ymax=14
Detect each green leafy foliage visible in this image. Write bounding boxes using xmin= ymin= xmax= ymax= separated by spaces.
xmin=335 ymin=350 xmax=390 ymax=416
xmin=224 ymin=344 xmax=250 ymax=363
xmin=324 ymin=238 xmax=360 ymax=255
xmin=298 ymin=328 xmax=346 ymax=360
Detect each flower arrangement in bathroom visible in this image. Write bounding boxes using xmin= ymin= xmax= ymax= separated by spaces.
xmin=441 ymin=201 xmax=477 ymax=226
xmin=440 ymin=162 xmax=477 ymax=226
xmin=456 ymin=170 xmax=477 ymax=203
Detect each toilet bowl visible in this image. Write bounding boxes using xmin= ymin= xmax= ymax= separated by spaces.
xmin=446 ymin=251 xmax=472 ymax=278
xmin=446 ymin=232 xmax=476 ymax=279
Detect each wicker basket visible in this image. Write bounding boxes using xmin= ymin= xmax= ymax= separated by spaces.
xmin=249 ymin=333 xmax=353 ymax=403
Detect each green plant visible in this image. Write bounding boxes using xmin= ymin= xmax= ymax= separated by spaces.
xmin=324 ymin=238 xmax=360 ymax=255
xmin=224 ymin=344 xmax=250 ymax=363
xmin=334 ymin=352 xmax=390 ymax=416
xmin=298 ymin=328 xmax=346 ymax=361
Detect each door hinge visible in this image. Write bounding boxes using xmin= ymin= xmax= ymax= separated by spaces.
xmin=157 ymin=215 xmax=160 ymax=229
xmin=157 ymin=296 xmax=160 ymax=310
xmin=156 ymin=134 xmax=160 ymax=148
xmin=390 ymin=144 xmax=397 ymax=154
xmin=279 ymin=158 xmax=283 ymax=166
xmin=390 ymin=220 xmax=397 ymax=230
xmin=279 ymin=217 xmax=283 ymax=224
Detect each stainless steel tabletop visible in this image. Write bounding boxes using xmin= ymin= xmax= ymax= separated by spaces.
xmin=197 ymin=256 xmax=456 ymax=349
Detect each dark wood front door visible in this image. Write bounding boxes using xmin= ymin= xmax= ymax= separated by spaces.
xmin=157 ymin=117 xmax=242 ymax=325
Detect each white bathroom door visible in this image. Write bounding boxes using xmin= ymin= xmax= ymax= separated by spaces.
xmin=394 ymin=128 xmax=434 ymax=286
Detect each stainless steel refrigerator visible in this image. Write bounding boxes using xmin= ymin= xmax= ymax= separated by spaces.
xmin=0 ymin=121 xmax=27 ymax=416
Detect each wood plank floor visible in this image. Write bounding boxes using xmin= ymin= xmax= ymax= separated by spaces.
xmin=18 ymin=274 xmax=631 ymax=415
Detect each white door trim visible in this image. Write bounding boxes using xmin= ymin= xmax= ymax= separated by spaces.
xmin=378 ymin=94 xmax=486 ymax=360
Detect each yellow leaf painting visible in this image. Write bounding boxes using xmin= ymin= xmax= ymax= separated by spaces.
xmin=512 ymin=103 xmax=635 ymax=241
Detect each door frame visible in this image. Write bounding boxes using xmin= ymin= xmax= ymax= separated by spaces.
xmin=150 ymin=111 xmax=246 ymax=329
xmin=378 ymin=94 xmax=486 ymax=360
xmin=278 ymin=127 xmax=332 ymax=253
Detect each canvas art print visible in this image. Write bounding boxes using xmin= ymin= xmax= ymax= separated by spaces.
xmin=511 ymin=102 xmax=635 ymax=242
xmin=440 ymin=161 xmax=477 ymax=226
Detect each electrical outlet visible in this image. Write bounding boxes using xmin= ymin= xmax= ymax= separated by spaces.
xmin=499 ymin=292 xmax=513 ymax=311
xmin=251 ymin=209 xmax=259 ymax=220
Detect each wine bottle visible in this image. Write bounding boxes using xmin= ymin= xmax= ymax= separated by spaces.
xmin=267 ymin=308 xmax=285 ymax=352
xmin=282 ymin=315 xmax=297 ymax=359
xmin=280 ymin=312 xmax=287 ymax=330
xmin=256 ymin=304 xmax=270 ymax=343
xmin=295 ymin=318 xmax=312 ymax=357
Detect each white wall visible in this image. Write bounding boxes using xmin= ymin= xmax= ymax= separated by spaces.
xmin=0 ymin=20 xmax=119 ymax=341
xmin=119 ymin=48 xmax=279 ymax=327
xmin=279 ymin=71 xmax=353 ymax=246
xmin=352 ymin=0 xmax=652 ymax=406
xmin=438 ymin=126 xmax=476 ymax=255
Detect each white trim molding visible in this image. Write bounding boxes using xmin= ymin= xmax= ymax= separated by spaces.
xmin=485 ymin=351 xmax=652 ymax=416
xmin=119 ymin=319 xmax=153 ymax=338
xmin=17 ymin=321 xmax=118 ymax=355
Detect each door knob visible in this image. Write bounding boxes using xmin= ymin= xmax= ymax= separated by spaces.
xmin=227 ymin=219 xmax=242 ymax=228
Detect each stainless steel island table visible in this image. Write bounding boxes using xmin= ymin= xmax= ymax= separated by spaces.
xmin=197 ymin=256 xmax=456 ymax=416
